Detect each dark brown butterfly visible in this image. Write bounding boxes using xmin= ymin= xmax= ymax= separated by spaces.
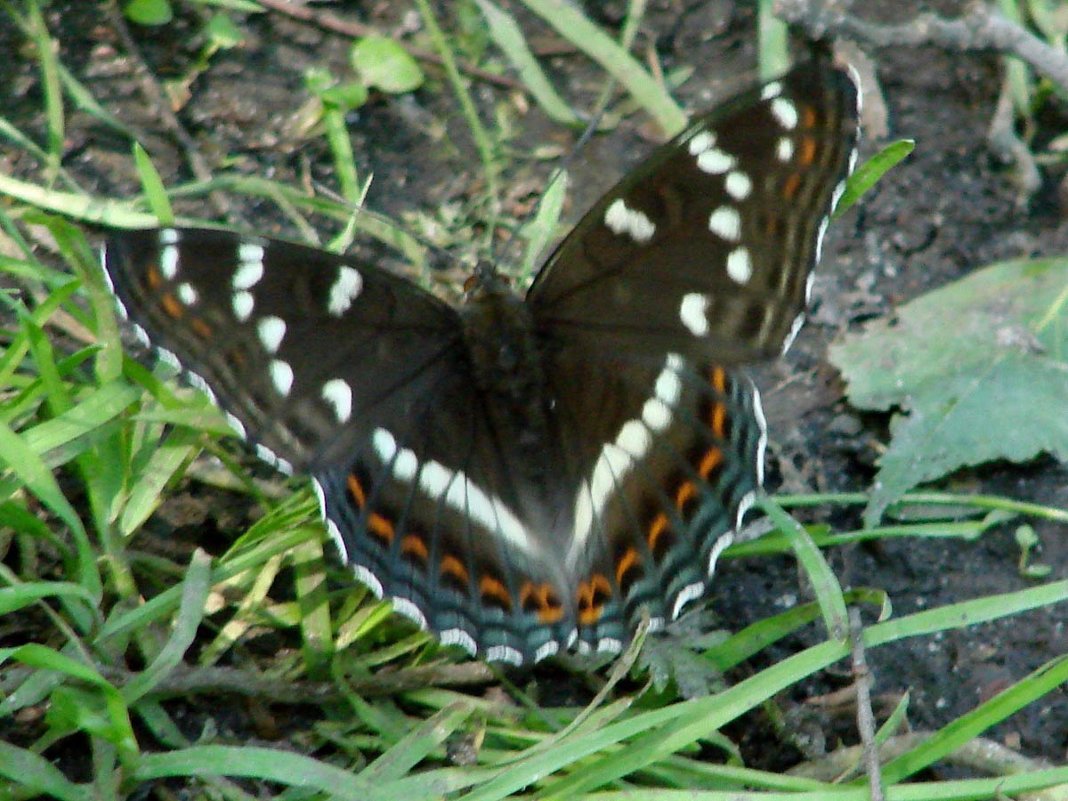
xmin=103 ymin=58 xmax=860 ymax=664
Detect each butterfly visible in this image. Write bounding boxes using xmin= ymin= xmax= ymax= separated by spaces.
xmin=102 ymin=57 xmax=860 ymax=665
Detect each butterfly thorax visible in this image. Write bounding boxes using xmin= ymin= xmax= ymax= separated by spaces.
xmin=460 ymin=267 xmax=551 ymax=449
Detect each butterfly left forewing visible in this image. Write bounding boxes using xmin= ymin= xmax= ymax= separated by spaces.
xmin=104 ymin=228 xmax=465 ymax=472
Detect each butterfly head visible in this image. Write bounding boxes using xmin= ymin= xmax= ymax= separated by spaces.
xmin=462 ymin=261 xmax=514 ymax=303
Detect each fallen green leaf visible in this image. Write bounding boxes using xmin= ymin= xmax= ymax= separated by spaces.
xmin=829 ymin=257 xmax=1068 ymax=525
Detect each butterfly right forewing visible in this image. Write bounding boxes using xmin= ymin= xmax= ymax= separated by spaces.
xmin=528 ymin=58 xmax=860 ymax=365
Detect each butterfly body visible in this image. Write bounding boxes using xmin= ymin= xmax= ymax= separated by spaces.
xmin=102 ymin=58 xmax=860 ymax=664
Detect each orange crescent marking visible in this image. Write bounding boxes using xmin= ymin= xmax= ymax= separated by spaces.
xmin=538 ymin=603 xmax=565 ymax=624
xmin=783 ymin=172 xmax=802 ymax=200
xmin=440 ymin=554 xmax=469 ymax=587
xmin=648 ymin=512 xmax=670 ymax=552
xmin=401 ymin=534 xmax=429 ymax=563
xmin=479 ymin=575 xmax=512 ymax=610
xmin=519 ymin=581 xmax=536 ymax=608
xmin=711 ymin=402 xmax=727 ymax=439
xmin=346 ymin=474 xmax=367 ymax=507
xmin=523 ymin=581 xmax=565 ymax=624
xmin=160 ymin=293 xmax=184 ymax=319
xmin=577 ymin=578 xmax=605 ymax=625
xmin=368 ymin=512 xmax=394 ymax=544
xmin=699 ymin=447 xmax=724 ymax=479
xmin=710 ymin=366 xmax=728 ymax=394
xmin=190 ymin=317 xmax=213 ymax=339
xmin=675 ymin=481 xmax=697 ymax=511
xmin=615 ymin=547 xmax=641 ymax=589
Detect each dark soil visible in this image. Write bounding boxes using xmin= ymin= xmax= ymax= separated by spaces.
xmin=1 ymin=0 xmax=1065 ymax=778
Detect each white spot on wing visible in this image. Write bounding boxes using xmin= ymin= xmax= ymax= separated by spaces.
xmin=708 ymin=206 xmax=741 ymax=241
xmin=353 ymin=563 xmax=384 ymax=598
xmin=223 ymin=411 xmax=247 ymax=440
xmin=160 ymin=228 xmax=179 ymax=245
xmin=157 ymin=347 xmax=180 ymax=371
xmin=777 ymin=137 xmax=794 ymax=162
xmin=257 ymin=316 xmax=286 ymax=354
xmin=706 ymin=531 xmax=734 ymax=577
xmin=726 ymin=247 xmax=752 ymax=285
xmin=831 ymin=179 xmax=848 ymax=214
xmin=597 ymin=637 xmax=623 ymax=655
xmin=815 ymin=215 xmax=830 ymax=263
xmin=725 ymin=171 xmax=752 ymax=201
xmin=232 ymin=290 xmax=254 ymax=321
xmin=761 ymin=80 xmax=782 ymax=100
xmin=805 ymin=271 xmax=817 ymax=304
xmin=679 ymin=293 xmax=710 ymax=336
xmin=232 ymin=252 xmax=264 ymax=290
xmin=176 ymin=282 xmax=198 ymax=306
xmin=160 ymin=244 xmax=179 ymax=280
xmin=392 ymin=597 xmax=428 ymax=629
xmin=781 ymin=313 xmax=806 ymax=355
xmin=641 ymin=397 xmax=671 ymax=430
xmin=752 ymin=383 xmax=767 ymax=487
xmin=770 ymin=97 xmax=798 ymax=130
xmin=321 ymin=378 xmax=353 ymax=423
xmin=323 ymin=517 xmax=348 ymax=563
xmin=736 ymin=490 xmax=757 ymax=529
xmin=486 ymin=645 xmax=524 ymax=665
xmin=672 ymin=581 xmax=705 ymax=620
xmin=270 ymin=359 xmax=294 ymax=396
xmin=697 ymin=148 xmax=735 ymax=175
xmin=603 ymin=198 xmax=656 ymax=243
xmin=534 ymin=640 xmax=559 ymax=662
xmin=441 ymin=628 xmax=478 ymax=655
xmin=328 ymin=266 xmax=364 ymax=316
xmin=687 ymin=130 xmax=715 ymax=155
xmin=254 ymin=442 xmax=293 ymax=475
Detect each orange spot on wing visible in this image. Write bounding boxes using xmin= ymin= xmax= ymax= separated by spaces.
xmin=648 ymin=512 xmax=670 ymax=553
xmin=347 ymin=474 xmax=367 ymax=506
xmin=479 ymin=575 xmax=512 ymax=611
xmin=401 ymin=534 xmax=428 ymax=563
xmin=615 ymin=547 xmax=641 ymax=591
xmin=190 ymin=317 xmax=212 ymax=339
xmin=368 ymin=512 xmax=394 ymax=544
xmin=146 ymin=264 xmax=162 ymax=289
xmin=160 ymin=293 xmax=183 ymax=319
xmin=783 ymin=172 xmax=802 ymax=200
xmin=440 ymin=554 xmax=469 ymax=588
xmin=802 ymin=105 xmax=818 ymax=128
xmin=710 ymin=366 xmax=727 ymax=394
xmin=577 ymin=574 xmax=611 ymax=626
xmin=710 ymin=402 xmax=727 ymax=439
xmin=799 ymin=136 xmax=817 ymax=166
xmin=675 ymin=481 xmax=697 ymax=512
xmin=699 ymin=447 xmax=724 ymax=479
xmin=519 ymin=585 xmax=568 ymax=627
xmin=520 ymin=581 xmax=565 ymax=623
